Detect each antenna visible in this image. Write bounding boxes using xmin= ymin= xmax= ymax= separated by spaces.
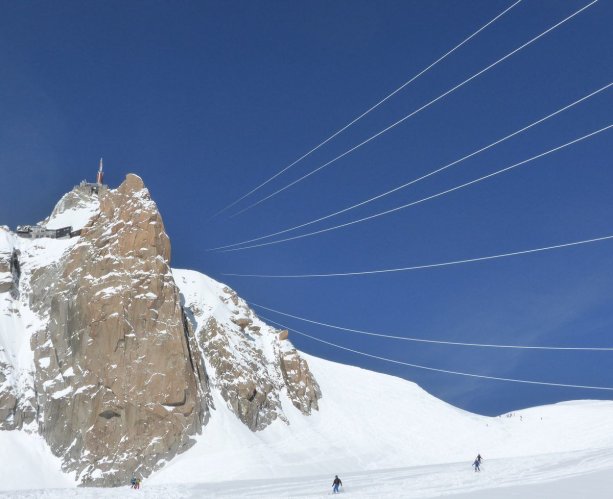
xmin=97 ymin=158 xmax=104 ymax=184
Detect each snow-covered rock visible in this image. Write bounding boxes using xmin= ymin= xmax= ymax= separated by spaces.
xmin=174 ymin=269 xmax=321 ymax=432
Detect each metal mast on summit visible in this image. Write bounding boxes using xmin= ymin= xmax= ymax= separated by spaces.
xmin=96 ymin=158 xmax=104 ymax=184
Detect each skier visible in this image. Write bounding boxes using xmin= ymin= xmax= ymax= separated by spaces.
xmin=332 ymin=475 xmax=343 ymax=494
xmin=130 ymin=476 xmax=136 ymax=489
xmin=473 ymin=458 xmax=481 ymax=472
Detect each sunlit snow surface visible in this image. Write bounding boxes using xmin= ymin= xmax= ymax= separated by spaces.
xmin=44 ymin=191 xmax=100 ymax=231
xmin=2 ymin=353 xmax=613 ymax=496
xmin=1 ymin=447 xmax=613 ymax=497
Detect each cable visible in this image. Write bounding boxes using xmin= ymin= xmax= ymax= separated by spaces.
xmin=209 ymin=83 xmax=612 ymax=251
xmin=207 ymin=0 xmax=524 ymax=221
xmin=222 ymin=233 xmax=613 ymax=278
xmin=262 ymin=316 xmax=613 ymax=391
xmin=228 ymin=1 xmax=599 ymax=218
xmin=219 ymin=124 xmax=613 ymax=252
xmin=251 ymin=301 xmax=613 ymax=351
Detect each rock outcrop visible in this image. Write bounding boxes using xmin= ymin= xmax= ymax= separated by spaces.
xmin=200 ymin=315 xmax=285 ymax=431
xmin=174 ymin=269 xmax=322 ymax=432
xmin=280 ymin=348 xmax=321 ymax=415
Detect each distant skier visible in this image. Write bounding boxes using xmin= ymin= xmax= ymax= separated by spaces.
xmin=473 ymin=458 xmax=481 ymax=472
xmin=332 ymin=475 xmax=343 ymax=494
xmin=130 ymin=476 xmax=141 ymax=489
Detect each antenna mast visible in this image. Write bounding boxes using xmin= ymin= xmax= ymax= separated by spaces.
xmin=97 ymin=158 xmax=104 ymax=184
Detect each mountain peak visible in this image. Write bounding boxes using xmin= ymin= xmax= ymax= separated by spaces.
xmin=117 ymin=173 xmax=145 ymax=195
xmin=0 ymin=173 xmax=321 ymax=486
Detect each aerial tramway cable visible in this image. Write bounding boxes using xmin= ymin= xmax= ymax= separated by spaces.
xmin=209 ymin=83 xmax=612 ymax=251
xmin=227 ymin=1 xmax=599 ymax=219
xmin=250 ymin=302 xmax=613 ymax=351
xmin=221 ymin=233 xmax=613 ymax=278
xmin=218 ymin=124 xmax=613 ymax=252
xmin=262 ymin=317 xmax=613 ymax=391
xmin=208 ymin=0 xmax=524 ymax=220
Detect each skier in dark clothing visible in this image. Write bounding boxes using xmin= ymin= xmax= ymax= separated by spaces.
xmin=332 ymin=475 xmax=343 ymax=494
xmin=473 ymin=458 xmax=481 ymax=472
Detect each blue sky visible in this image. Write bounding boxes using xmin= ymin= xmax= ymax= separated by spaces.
xmin=1 ymin=0 xmax=611 ymax=415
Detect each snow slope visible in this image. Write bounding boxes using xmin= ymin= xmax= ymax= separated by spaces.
xmin=152 ymin=269 xmax=613 ymax=485
xmin=0 ymin=431 xmax=72 ymax=491
xmin=44 ymin=188 xmax=100 ymax=230
xmin=1 ymin=343 xmax=613 ymax=497
xmin=3 ymin=450 xmax=613 ymax=498
xmin=155 ymin=269 xmax=613 ymax=494
xmin=147 ymin=353 xmax=613 ymax=484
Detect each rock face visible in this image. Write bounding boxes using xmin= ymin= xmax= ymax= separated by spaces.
xmin=280 ymin=349 xmax=321 ymax=415
xmin=200 ymin=315 xmax=285 ymax=431
xmin=28 ymin=175 xmax=209 ymax=485
xmin=0 ymin=173 xmax=321 ymax=486
xmin=174 ymin=270 xmax=322 ymax=432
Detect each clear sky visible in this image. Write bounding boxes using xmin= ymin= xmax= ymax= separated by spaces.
xmin=1 ymin=0 xmax=611 ymax=415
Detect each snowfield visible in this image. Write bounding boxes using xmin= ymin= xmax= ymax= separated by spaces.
xmin=1 ymin=353 xmax=613 ymax=497
xmin=2 ymin=451 xmax=613 ymax=498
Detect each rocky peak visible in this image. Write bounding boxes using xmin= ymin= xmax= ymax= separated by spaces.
xmin=0 ymin=173 xmax=322 ymax=487
xmin=26 ymin=174 xmax=209 ymax=485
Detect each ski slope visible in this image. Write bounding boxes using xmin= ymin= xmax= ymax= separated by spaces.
xmin=149 ymin=353 xmax=613 ymax=483
xmin=2 ymin=435 xmax=613 ymax=497
xmin=2 ymin=352 xmax=613 ymax=496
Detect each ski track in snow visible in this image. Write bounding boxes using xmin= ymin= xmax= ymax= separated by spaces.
xmin=2 ymin=448 xmax=613 ymax=497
